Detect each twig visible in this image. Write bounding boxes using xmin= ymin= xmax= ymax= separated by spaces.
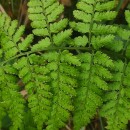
xmin=11 ymin=0 xmax=14 ymax=14
xmin=116 ymin=0 xmax=124 ymax=12
xmin=66 ymin=125 xmax=72 ymax=130
xmin=99 ymin=116 xmax=104 ymax=130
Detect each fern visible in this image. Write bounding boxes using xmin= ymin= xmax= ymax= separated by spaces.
xmin=70 ymin=0 xmax=117 ymax=129
xmin=70 ymin=0 xmax=117 ymax=49
xmin=42 ymin=50 xmax=80 ymax=130
xmin=0 ymin=0 xmax=130 ymax=130
xmin=0 ymin=13 xmax=28 ymax=130
xmin=27 ymin=0 xmax=81 ymax=129
xmin=100 ymin=10 xmax=130 ymax=130
xmin=28 ymin=0 xmax=72 ymax=45
xmin=100 ymin=60 xmax=130 ymax=130
xmin=73 ymin=51 xmax=113 ymax=130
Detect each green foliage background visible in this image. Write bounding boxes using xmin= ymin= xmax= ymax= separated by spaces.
xmin=0 ymin=0 xmax=130 ymax=130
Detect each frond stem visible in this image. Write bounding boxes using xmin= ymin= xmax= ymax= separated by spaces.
xmin=88 ymin=2 xmax=96 ymax=47
xmin=1 ymin=47 xmax=129 ymax=66
xmin=40 ymin=0 xmax=53 ymax=44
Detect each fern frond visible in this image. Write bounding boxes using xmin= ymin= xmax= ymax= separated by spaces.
xmin=0 ymin=13 xmax=34 ymax=130
xmin=100 ymin=60 xmax=130 ymax=130
xmin=0 ymin=66 xmax=25 ymax=130
xmin=40 ymin=51 xmax=80 ymax=130
xmin=73 ymin=51 xmax=113 ymax=130
xmin=28 ymin=0 xmax=72 ymax=47
xmin=69 ymin=1 xmax=117 ymax=128
xmin=13 ymin=55 xmax=52 ymax=130
xmin=100 ymin=14 xmax=130 ymax=130
xmin=0 ymin=13 xmax=33 ymax=59
xmin=105 ymin=20 xmax=130 ymax=53
xmin=27 ymin=2 xmax=79 ymax=128
xmin=107 ymin=10 xmax=130 ymax=54
xmin=70 ymin=0 xmax=117 ymax=49
xmin=1 ymin=0 xmax=130 ymax=129
xmin=114 ymin=24 xmax=130 ymax=57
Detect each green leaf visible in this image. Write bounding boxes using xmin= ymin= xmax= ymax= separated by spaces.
xmin=69 ymin=22 xmax=90 ymax=33
xmin=73 ymin=10 xmax=91 ymax=23
xmin=47 ymin=5 xmax=64 ymax=23
xmin=91 ymin=35 xmax=115 ymax=49
xmin=50 ymin=19 xmax=68 ymax=33
xmin=73 ymin=36 xmax=88 ymax=47
xmin=31 ymin=37 xmax=51 ymax=51
xmin=94 ymin=11 xmax=117 ymax=21
xmin=8 ymin=20 xmax=18 ymax=36
xmin=76 ymin=2 xmax=93 ymax=13
xmin=18 ymin=34 xmax=33 ymax=51
xmin=53 ymin=29 xmax=72 ymax=46
xmin=61 ymin=50 xmax=81 ymax=66
xmin=32 ymin=28 xmax=49 ymax=36
xmin=95 ymin=1 xmax=116 ymax=11
xmin=125 ymin=10 xmax=130 ymax=27
xmin=13 ymin=26 xmax=25 ymax=43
